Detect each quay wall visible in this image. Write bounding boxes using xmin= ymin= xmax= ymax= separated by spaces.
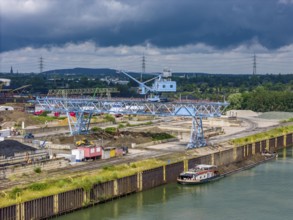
xmin=0 ymin=158 xmax=70 ymax=179
xmin=1 ymin=133 xmax=292 ymax=220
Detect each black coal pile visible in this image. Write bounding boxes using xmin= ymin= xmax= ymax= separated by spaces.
xmin=0 ymin=140 xmax=35 ymax=157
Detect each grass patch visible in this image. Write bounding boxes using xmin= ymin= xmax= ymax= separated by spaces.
xmin=34 ymin=167 xmax=42 ymax=173
xmin=151 ymin=133 xmax=175 ymax=141
xmin=117 ymin=123 xmax=126 ymax=129
xmin=0 ymin=159 xmax=167 ymax=208
xmin=91 ymin=126 xmax=103 ymax=132
xmin=28 ymin=183 xmax=49 ymax=191
xmin=104 ymin=127 xmax=117 ymax=134
xmin=232 ymin=125 xmax=293 ymax=145
xmin=8 ymin=187 xmax=22 ymax=200
xmin=127 ymin=121 xmax=153 ymax=127
xmin=282 ymin=118 xmax=293 ymax=123
xmin=104 ymin=114 xmax=115 ymax=123
xmin=33 ymin=115 xmax=56 ymax=123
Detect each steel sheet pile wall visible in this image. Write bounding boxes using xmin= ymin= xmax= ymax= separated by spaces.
xmin=287 ymin=134 xmax=293 ymax=146
xmin=243 ymin=145 xmax=247 ymax=158
xmin=220 ymin=149 xmax=234 ymax=165
xmin=24 ymin=196 xmax=54 ymax=220
xmin=261 ymin=140 xmax=267 ymax=152
xmin=213 ymin=152 xmax=221 ymax=165
xmin=90 ymin=181 xmax=114 ymax=202
xmin=0 ymin=205 xmax=16 ymax=220
xmin=235 ymin=146 xmax=244 ymax=161
xmin=58 ymin=189 xmax=84 ymax=213
xmin=117 ymin=175 xmax=137 ymax=196
xmin=255 ymin=142 xmax=261 ymax=154
xmin=269 ymin=138 xmax=276 ymax=152
xmin=188 ymin=157 xmax=201 ymax=168
xmin=199 ymin=155 xmax=212 ymax=164
xmin=142 ymin=167 xmax=164 ymax=190
xmin=247 ymin=144 xmax=253 ymax=157
xmin=1 ymin=133 xmax=293 ymax=220
xmin=165 ymin=162 xmax=184 ymax=183
xmin=277 ymin=136 xmax=284 ymax=149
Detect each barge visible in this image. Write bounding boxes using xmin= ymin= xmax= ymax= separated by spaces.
xmin=177 ymin=164 xmax=222 ymax=185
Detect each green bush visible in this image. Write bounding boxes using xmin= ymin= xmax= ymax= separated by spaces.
xmin=151 ymin=133 xmax=174 ymax=141
xmin=40 ymin=111 xmax=49 ymax=117
xmin=91 ymin=126 xmax=102 ymax=132
xmin=8 ymin=187 xmax=22 ymax=199
xmin=118 ymin=123 xmax=125 ymax=129
xmin=34 ymin=167 xmax=42 ymax=173
xmin=102 ymin=165 xmax=115 ymax=171
xmin=104 ymin=114 xmax=115 ymax=123
xmin=130 ymin=163 xmax=137 ymax=168
xmin=104 ymin=127 xmax=117 ymax=134
xmin=28 ymin=183 xmax=49 ymax=191
xmin=112 ymin=172 xmax=118 ymax=179
xmin=75 ymin=178 xmax=93 ymax=192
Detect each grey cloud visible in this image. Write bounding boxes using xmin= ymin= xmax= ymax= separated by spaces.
xmin=1 ymin=0 xmax=293 ymax=52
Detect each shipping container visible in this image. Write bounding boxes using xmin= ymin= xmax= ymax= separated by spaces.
xmin=57 ymin=154 xmax=76 ymax=163
xmin=71 ymin=149 xmax=84 ymax=162
xmin=110 ymin=148 xmax=116 ymax=158
xmin=102 ymin=148 xmax=111 ymax=159
xmin=115 ymin=148 xmax=124 ymax=157
xmin=0 ymin=129 xmax=11 ymax=138
xmin=78 ymin=146 xmax=102 ymax=160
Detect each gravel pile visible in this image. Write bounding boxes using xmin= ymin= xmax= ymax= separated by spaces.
xmin=0 ymin=140 xmax=35 ymax=157
xmin=226 ymin=110 xmax=259 ymax=117
xmin=257 ymin=112 xmax=293 ymax=120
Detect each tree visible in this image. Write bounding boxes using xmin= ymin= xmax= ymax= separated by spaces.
xmin=227 ymin=93 xmax=243 ymax=110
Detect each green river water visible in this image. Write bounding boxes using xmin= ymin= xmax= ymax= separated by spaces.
xmin=56 ymin=147 xmax=293 ymax=220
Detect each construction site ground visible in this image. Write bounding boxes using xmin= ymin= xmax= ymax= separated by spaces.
xmin=1 ymin=109 xmax=293 ymax=191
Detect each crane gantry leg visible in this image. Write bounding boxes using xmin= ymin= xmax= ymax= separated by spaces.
xmin=187 ymin=116 xmax=207 ymax=149
xmin=36 ymin=97 xmax=229 ymax=143
xmin=66 ymin=111 xmax=93 ymax=135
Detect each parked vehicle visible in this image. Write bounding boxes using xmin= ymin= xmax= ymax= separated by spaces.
xmin=24 ymin=133 xmax=34 ymax=139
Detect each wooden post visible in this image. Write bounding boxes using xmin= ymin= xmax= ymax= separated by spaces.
xmin=20 ymin=203 xmax=25 ymax=220
xmin=113 ymin=180 xmax=118 ymax=196
xmin=284 ymin=134 xmax=287 ymax=147
xmin=184 ymin=159 xmax=188 ymax=172
xmin=16 ymin=204 xmax=20 ymax=220
xmin=163 ymin=165 xmax=166 ymax=182
xmin=53 ymin=194 xmax=59 ymax=214
xmin=137 ymin=172 xmax=143 ymax=191
xmin=210 ymin=153 xmax=214 ymax=165
xmin=233 ymin=147 xmax=237 ymax=161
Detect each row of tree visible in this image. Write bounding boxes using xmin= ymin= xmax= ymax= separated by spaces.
xmin=228 ymin=87 xmax=293 ymax=112
xmin=1 ymin=72 xmax=292 ymax=112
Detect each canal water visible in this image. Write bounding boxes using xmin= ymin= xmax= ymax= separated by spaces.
xmin=56 ymin=147 xmax=293 ymax=220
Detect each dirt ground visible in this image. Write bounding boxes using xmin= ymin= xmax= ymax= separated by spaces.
xmin=0 ymin=111 xmax=41 ymax=129
xmin=46 ymin=130 xmax=164 ymax=148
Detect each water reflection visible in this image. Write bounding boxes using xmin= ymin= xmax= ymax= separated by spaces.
xmin=56 ymin=147 xmax=293 ymax=220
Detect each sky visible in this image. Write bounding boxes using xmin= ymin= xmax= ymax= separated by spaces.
xmin=0 ymin=0 xmax=293 ymax=74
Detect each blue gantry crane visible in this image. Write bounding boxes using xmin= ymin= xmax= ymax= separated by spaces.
xmin=35 ymin=97 xmax=228 ymax=148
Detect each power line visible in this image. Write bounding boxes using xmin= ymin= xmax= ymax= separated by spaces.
xmin=253 ymin=53 xmax=257 ymax=75
xmin=141 ymin=53 xmax=146 ymax=81
xmin=39 ymin=56 xmax=44 ymax=74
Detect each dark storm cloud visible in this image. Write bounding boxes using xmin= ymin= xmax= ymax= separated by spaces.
xmin=1 ymin=0 xmax=293 ymax=52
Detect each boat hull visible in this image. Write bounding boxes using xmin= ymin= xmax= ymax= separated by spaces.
xmin=177 ymin=175 xmax=222 ymax=185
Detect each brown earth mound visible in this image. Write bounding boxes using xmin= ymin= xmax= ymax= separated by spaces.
xmin=48 ymin=131 xmax=164 ymax=148
xmin=0 ymin=111 xmax=41 ymax=128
